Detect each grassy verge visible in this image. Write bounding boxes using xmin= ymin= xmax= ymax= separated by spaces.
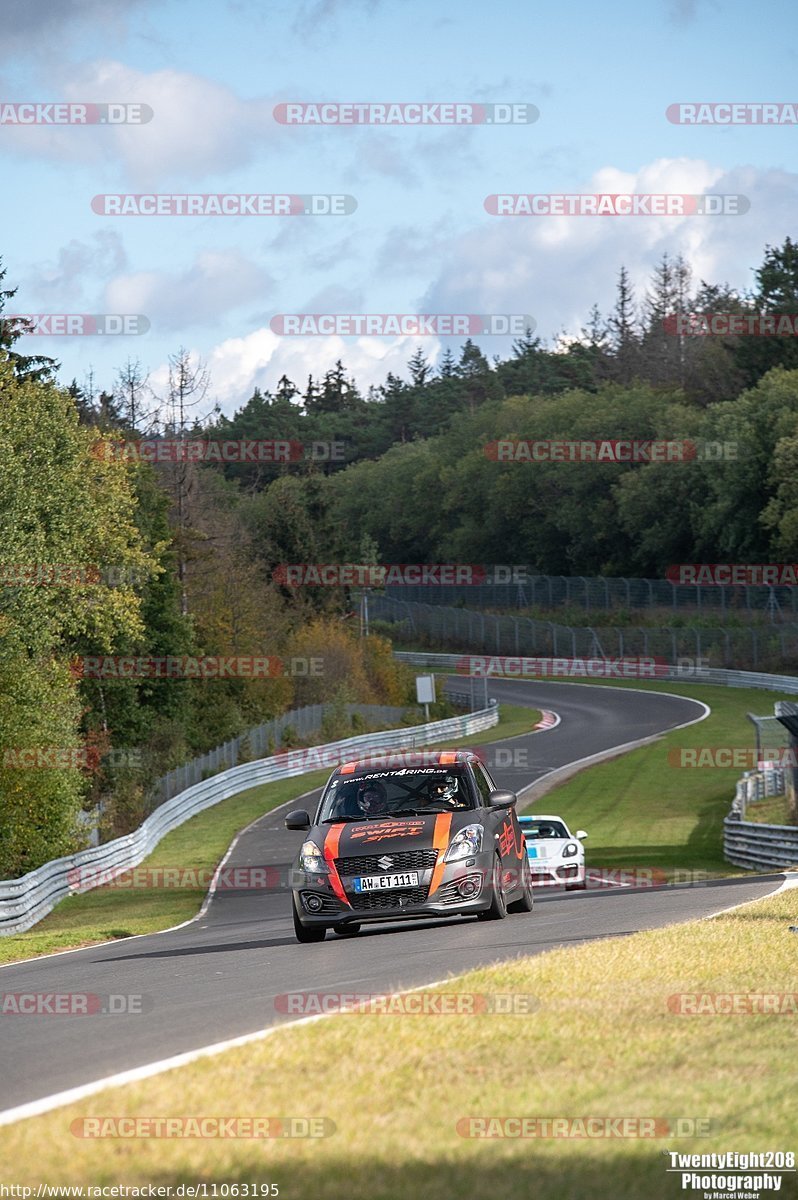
xmin=744 ymin=796 xmax=795 ymax=825
xmin=0 ymin=705 xmax=538 ymax=966
xmin=3 ymin=884 xmax=797 ymax=1196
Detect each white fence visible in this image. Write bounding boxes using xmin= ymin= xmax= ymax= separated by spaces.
xmin=0 ymin=703 xmax=498 ymax=936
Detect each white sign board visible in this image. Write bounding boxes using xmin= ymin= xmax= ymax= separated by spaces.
xmin=415 ymin=674 xmax=436 ymax=704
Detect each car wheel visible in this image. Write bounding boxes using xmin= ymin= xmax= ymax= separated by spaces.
xmin=508 ymin=856 xmax=535 ymax=913
xmin=292 ymin=896 xmax=327 ymax=943
xmin=332 ymin=922 xmax=361 ymax=937
xmin=478 ymin=856 xmax=508 ymax=921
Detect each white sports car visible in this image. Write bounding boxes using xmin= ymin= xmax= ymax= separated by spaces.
xmin=518 ymin=814 xmax=587 ymax=890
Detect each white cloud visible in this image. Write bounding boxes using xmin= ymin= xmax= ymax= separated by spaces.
xmin=419 ymin=157 xmax=798 ymax=340
xmin=195 ymin=327 xmax=437 ymax=411
xmin=1 ymin=60 xmax=280 ymax=186
xmin=25 ymin=231 xmax=127 ymax=306
xmin=105 ymin=250 xmax=274 ymax=330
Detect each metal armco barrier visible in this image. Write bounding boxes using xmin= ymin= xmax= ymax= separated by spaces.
xmin=397 ymin=651 xmax=798 ymax=873
xmin=395 ymin=650 xmax=798 ymax=694
xmin=0 ymin=704 xmax=498 ymax=936
xmin=723 ymin=816 xmax=798 ymax=871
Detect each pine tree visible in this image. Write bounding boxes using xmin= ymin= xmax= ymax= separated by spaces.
xmin=608 ymin=266 xmax=641 ymax=383
xmin=0 ymin=260 xmax=58 ymax=382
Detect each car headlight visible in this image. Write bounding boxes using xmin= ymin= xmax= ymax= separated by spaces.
xmin=562 ymin=842 xmax=579 ymax=857
xmin=299 ymin=841 xmax=329 ymax=874
xmin=443 ymin=824 xmax=483 ymax=862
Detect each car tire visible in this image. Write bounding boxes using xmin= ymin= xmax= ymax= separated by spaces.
xmin=508 ymin=856 xmax=535 ymax=913
xmin=477 ymin=856 xmax=508 ymax=921
xmin=292 ymin=896 xmax=327 ymax=943
xmin=332 ymin=922 xmax=361 ymax=936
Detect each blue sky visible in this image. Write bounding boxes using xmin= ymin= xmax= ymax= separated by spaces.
xmin=2 ymin=0 xmax=797 ymax=413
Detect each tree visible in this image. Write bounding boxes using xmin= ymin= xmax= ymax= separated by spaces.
xmin=608 ymin=266 xmax=641 ymax=383
xmin=0 ymin=359 xmax=157 ymax=874
xmin=114 ymin=358 xmax=152 ymax=433
xmin=407 ymin=346 xmax=431 ymax=386
xmin=0 ymin=260 xmax=58 ymax=382
xmin=640 ymin=253 xmax=690 ymax=385
xmin=154 ymin=348 xmax=212 ymax=614
xmin=734 ymin=238 xmax=798 ymax=386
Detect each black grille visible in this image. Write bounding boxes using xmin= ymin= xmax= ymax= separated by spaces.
xmin=349 ymin=885 xmax=429 ymax=911
xmin=336 ymin=848 xmax=438 ymax=876
xmin=437 ymin=873 xmax=484 ymax=905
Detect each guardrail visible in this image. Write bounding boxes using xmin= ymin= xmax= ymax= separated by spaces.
xmin=723 ymin=816 xmax=798 ymax=871
xmin=732 ymin=769 xmax=786 ymax=816
xmin=149 ymin=702 xmax=413 ymax=810
xmin=0 ymin=703 xmax=498 ymax=936
xmin=395 ymin=650 xmax=798 ymax=693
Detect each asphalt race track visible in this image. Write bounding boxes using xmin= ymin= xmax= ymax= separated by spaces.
xmin=0 ymin=678 xmax=783 ymax=1116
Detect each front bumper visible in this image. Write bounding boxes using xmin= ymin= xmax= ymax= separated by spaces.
xmin=526 ymin=855 xmax=585 ymax=887
xmin=290 ymin=851 xmax=497 ymax=924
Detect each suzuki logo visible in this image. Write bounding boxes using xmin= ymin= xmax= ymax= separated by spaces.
xmin=377 ymin=855 xmax=394 ymax=870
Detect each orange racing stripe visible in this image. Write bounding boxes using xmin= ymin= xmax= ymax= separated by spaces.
xmin=323 ymin=824 xmax=350 ymax=906
xmin=427 ymin=812 xmax=453 ymax=898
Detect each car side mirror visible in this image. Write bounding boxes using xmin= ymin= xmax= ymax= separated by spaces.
xmin=575 ymin=830 xmax=588 ymax=839
xmin=488 ymin=789 xmax=517 ymax=809
xmin=285 ymin=809 xmax=311 ymax=830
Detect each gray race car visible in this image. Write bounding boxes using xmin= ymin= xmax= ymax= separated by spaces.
xmin=285 ymin=749 xmax=535 ymax=942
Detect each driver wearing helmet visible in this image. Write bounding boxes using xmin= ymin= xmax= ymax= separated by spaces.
xmin=356 ymin=779 xmax=390 ymax=816
xmin=429 ymin=775 xmax=463 ymax=807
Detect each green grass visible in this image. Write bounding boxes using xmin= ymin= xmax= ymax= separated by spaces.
xmin=0 ymin=704 xmax=540 ymax=966
xmin=520 ymin=680 xmax=797 ymax=880
xmin=4 ymin=884 xmax=797 ymax=1197
xmin=744 ymin=796 xmax=795 ymax=826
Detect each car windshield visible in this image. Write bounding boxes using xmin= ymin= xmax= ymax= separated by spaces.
xmin=318 ymin=767 xmax=476 ymax=822
xmin=520 ymin=820 xmax=569 ymax=839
